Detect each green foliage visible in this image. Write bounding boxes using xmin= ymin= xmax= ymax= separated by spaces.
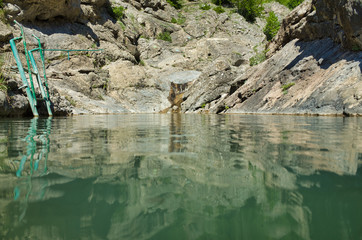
xmin=166 ymin=0 xmax=183 ymax=9
xmin=270 ymin=0 xmax=304 ymax=9
xmin=263 ymin=11 xmax=280 ymax=41
xmin=281 ymin=82 xmax=295 ymax=92
xmin=119 ymin=21 xmax=126 ymax=30
xmin=287 ymin=0 xmax=304 ymax=9
xmin=199 ymin=3 xmax=211 ymax=10
xmin=0 ymin=54 xmax=6 ymax=92
xmin=65 ymin=96 xmax=76 ymax=106
xmin=233 ymin=0 xmax=264 ymax=22
xmin=111 ymin=6 xmax=125 ymax=21
xmin=171 ymin=13 xmax=186 ymax=25
xmin=0 ymin=76 xmax=6 ymax=92
xmin=213 ymin=6 xmax=225 ymax=14
xmin=0 ymin=0 xmax=3 ymax=8
xmin=157 ymin=31 xmax=172 ymax=42
xmin=249 ymin=46 xmax=267 ymax=66
xmin=0 ymin=8 xmax=5 ymax=22
xmin=351 ymin=45 xmax=361 ymax=52
xmin=211 ymin=0 xmax=233 ymax=5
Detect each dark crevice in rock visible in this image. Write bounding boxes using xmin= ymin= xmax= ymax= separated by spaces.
xmin=229 ymin=79 xmax=247 ymax=95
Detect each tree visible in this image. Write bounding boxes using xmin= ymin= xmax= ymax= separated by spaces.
xmin=233 ymin=0 xmax=264 ymax=23
xmin=263 ymin=11 xmax=280 ymax=41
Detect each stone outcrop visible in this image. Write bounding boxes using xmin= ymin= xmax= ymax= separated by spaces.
xmin=3 ymin=0 xmax=83 ymax=22
xmin=214 ymin=39 xmax=362 ymax=115
xmin=0 ymin=22 xmax=12 ymax=42
xmin=181 ymin=0 xmax=362 ymax=115
xmin=268 ymin=0 xmax=362 ymax=54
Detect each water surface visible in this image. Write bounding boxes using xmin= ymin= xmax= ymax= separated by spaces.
xmin=0 ymin=114 xmax=361 ymax=240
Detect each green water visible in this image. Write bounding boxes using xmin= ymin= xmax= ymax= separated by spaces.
xmin=0 ymin=114 xmax=361 ymax=240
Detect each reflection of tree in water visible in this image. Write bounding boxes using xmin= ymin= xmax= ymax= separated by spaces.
xmin=0 ymin=115 xmax=361 ymax=239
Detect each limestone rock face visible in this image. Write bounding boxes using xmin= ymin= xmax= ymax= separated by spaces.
xmin=0 ymin=22 xmax=12 ymax=42
xmin=4 ymin=0 xmax=360 ymax=116
xmin=0 ymin=90 xmax=29 ymax=117
xmin=215 ymin=39 xmax=362 ymax=115
xmin=269 ymin=0 xmax=362 ymax=53
xmin=3 ymin=0 xmax=82 ymax=22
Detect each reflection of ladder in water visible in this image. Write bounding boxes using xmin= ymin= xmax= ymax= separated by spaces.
xmin=16 ymin=117 xmax=52 ymax=178
xmin=10 ymin=20 xmax=52 ymax=117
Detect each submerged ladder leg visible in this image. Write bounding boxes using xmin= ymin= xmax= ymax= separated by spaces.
xmin=9 ymin=37 xmax=39 ymax=117
xmin=33 ymin=34 xmax=53 ymax=116
xmin=29 ymin=49 xmax=53 ymax=116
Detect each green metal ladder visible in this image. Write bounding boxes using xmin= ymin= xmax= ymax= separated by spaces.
xmin=10 ymin=20 xmax=52 ymax=117
xmin=10 ymin=21 xmax=103 ymax=117
xmin=10 ymin=21 xmax=41 ymax=116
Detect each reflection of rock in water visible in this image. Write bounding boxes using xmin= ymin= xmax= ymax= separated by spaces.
xmin=165 ymin=71 xmax=201 ymax=113
xmin=1 ymin=115 xmax=361 ymax=239
xmin=168 ymin=114 xmax=187 ymax=153
xmin=1 ymin=153 xmax=311 ymax=239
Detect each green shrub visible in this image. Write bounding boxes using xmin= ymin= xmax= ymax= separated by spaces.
xmin=157 ymin=31 xmax=172 ymax=42
xmin=287 ymin=0 xmax=304 ymax=9
xmin=171 ymin=13 xmax=186 ymax=25
xmin=213 ymin=6 xmax=225 ymax=14
xmin=0 ymin=76 xmax=7 ymax=92
xmin=273 ymin=0 xmax=304 ymax=9
xmin=263 ymin=11 xmax=280 ymax=41
xmin=0 ymin=9 xmax=5 ymax=22
xmin=233 ymin=0 xmax=264 ymax=22
xmin=0 ymin=54 xmax=6 ymax=92
xmin=0 ymin=0 xmax=5 ymax=22
xmin=166 ymin=0 xmax=183 ymax=9
xmin=249 ymin=47 xmax=267 ymax=66
xmin=211 ymin=0 xmax=233 ymax=5
xmin=111 ymin=6 xmax=125 ymax=21
xmin=200 ymin=3 xmax=211 ymax=10
xmin=281 ymin=82 xmax=295 ymax=91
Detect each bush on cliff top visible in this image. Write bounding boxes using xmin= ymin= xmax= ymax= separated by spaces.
xmin=234 ymin=0 xmax=264 ymax=23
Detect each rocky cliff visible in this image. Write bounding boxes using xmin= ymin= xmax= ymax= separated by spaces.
xmin=181 ymin=0 xmax=362 ymax=115
xmin=0 ymin=0 xmax=361 ymax=116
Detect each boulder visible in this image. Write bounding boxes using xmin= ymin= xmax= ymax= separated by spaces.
xmin=0 ymin=22 xmax=12 ymax=42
